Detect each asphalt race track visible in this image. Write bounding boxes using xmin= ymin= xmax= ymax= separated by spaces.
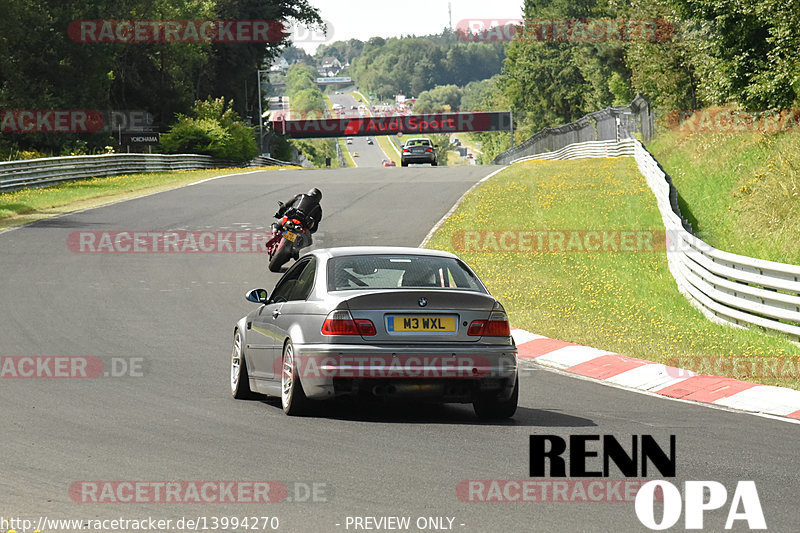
xmin=1 ymin=166 xmax=798 ymax=532
xmin=327 ymin=92 xmax=398 ymax=168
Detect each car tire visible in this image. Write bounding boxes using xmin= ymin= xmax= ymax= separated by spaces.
xmin=473 ymin=375 xmax=518 ymax=419
xmin=401 ymin=161 xmax=408 ymax=167
xmin=268 ymin=238 xmax=292 ymax=272
xmin=281 ymin=340 xmax=310 ymax=416
xmin=431 ymin=161 xmax=438 ymax=166
xmin=231 ymin=329 xmax=256 ymax=399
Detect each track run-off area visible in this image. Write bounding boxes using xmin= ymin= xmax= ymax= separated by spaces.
xmin=1 ymin=165 xmax=798 ymax=532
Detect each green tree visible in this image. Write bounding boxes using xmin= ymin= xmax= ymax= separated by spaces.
xmin=0 ymin=0 xmax=322 ymax=156
xmin=413 ymin=85 xmax=463 ymax=112
xmin=160 ymin=97 xmax=256 ymax=162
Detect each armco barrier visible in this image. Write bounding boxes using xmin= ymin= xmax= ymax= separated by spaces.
xmin=512 ymin=138 xmax=800 ymax=341
xmin=0 ymin=153 xmax=295 ymax=192
xmin=492 ymin=94 xmax=653 ymax=165
xmin=509 ymin=139 xmax=636 ymax=163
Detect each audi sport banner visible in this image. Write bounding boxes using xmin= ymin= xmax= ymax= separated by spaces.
xmin=273 ymin=112 xmax=512 ymax=138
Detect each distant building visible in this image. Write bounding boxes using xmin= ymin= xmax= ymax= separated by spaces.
xmin=317 ymin=57 xmax=343 ymax=77
xmin=270 ymin=57 xmax=289 ymax=72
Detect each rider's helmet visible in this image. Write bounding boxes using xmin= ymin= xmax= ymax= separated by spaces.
xmin=307 ymin=187 xmax=322 ymax=201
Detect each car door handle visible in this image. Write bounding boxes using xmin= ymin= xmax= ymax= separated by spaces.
xmin=272 ymin=310 xmax=281 ymax=318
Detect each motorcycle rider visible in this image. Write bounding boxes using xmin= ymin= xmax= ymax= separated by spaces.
xmin=271 ymin=187 xmax=323 ymax=257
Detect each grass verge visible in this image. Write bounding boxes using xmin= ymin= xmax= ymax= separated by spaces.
xmin=0 ymin=166 xmax=296 ymax=231
xmin=648 ymin=130 xmax=800 ymax=264
xmin=337 ymin=139 xmax=356 ymax=167
xmin=425 ymin=157 xmax=800 ymax=390
xmin=377 ymin=135 xmax=401 ymax=165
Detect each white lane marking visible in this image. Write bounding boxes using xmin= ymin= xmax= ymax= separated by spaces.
xmin=419 ymin=165 xmax=508 ymax=247
xmin=0 ymin=170 xmax=268 ymax=237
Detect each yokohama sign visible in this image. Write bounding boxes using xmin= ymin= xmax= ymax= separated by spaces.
xmin=274 ymin=112 xmax=512 ymax=138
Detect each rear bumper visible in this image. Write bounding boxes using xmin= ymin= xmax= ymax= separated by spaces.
xmin=292 ymin=343 xmax=518 ymax=402
xmin=402 ymin=153 xmax=436 ymax=164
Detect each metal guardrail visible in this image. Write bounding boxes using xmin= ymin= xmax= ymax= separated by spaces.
xmin=0 ymin=153 xmax=295 ymax=192
xmin=249 ymin=155 xmax=295 ymax=167
xmin=513 ymin=139 xmax=800 ymax=341
xmin=509 ymin=139 xmax=636 ymax=164
xmin=493 ymin=94 xmax=653 ymax=165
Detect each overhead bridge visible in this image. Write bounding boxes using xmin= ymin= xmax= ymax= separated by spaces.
xmin=272 ymin=111 xmax=513 ymax=139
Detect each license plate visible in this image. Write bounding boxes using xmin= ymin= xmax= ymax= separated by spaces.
xmin=284 ymin=231 xmax=298 ymax=242
xmin=386 ymin=315 xmax=456 ymax=333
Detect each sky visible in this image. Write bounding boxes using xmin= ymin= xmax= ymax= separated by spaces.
xmin=292 ymin=0 xmax=525 ymax=53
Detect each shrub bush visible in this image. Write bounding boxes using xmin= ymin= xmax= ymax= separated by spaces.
xmin=160 ymin=97 xmax=257 ymax=162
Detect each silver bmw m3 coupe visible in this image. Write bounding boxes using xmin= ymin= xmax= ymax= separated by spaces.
xmin=231 ymin=246 xmax=518 ymax=418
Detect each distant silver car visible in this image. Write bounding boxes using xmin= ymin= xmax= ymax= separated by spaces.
xmin=231 ymin=247 xmax=518 ymax=418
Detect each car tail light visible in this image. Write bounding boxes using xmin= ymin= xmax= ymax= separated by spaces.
xmin=402 ymin=148 xmax=410 ymax=153
xmin=321 ymin=310 xmax=376 ymax=336
xmin=484 ymin=312 xmax=511 ymax=336
xmin=290 ymin=218 xmax=302 ymax=225
xmin=426 ymin=148 xmax=433 ymax=152
xmin=467 ymin=320 xmax=486 ymax=336
xmin=467 ymin=311 xmax=511 ymax=337
xmin=322 ymin=310 xmax=359 ymax=335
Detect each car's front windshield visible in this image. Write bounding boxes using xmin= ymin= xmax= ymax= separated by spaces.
xmin=328 ymin=254 xmax=485 ymax=292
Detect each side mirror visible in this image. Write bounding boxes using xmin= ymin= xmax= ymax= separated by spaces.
xmin=246 ymin=288 xmax=268 ymax=304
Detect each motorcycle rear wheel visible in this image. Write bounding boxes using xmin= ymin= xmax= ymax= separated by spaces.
xmin=268 ymin=238 xmax=293 ymax=272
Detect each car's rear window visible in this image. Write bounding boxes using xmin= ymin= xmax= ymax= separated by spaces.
xmin=406 ymin=139 xmax=431 ymax=147
xmin=328 ymin=254 xmax=484 ymax=292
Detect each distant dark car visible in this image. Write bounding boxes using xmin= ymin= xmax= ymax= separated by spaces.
xmin=382 ymin=159 xmax=396 ymax=167
xmin=401 ymin=138 xmax=438 ymax=167
xmin=366 ymin=138 xmax=374 ymax=145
